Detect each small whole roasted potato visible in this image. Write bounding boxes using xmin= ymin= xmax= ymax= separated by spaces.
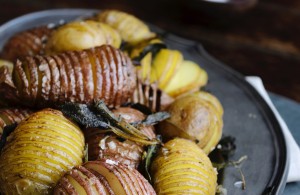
xmin=0 ymin=109 xmax=85 ymax=195
xmin=151 ymin=138 xmax=217 ymax=195
xmin=158 ymin=91 xmax=223 ymax=154
xmin=46 ymin=20 xmax=121 ymax=53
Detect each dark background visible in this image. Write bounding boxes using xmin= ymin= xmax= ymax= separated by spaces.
xmin=1 ymin=0 xmax=300 ymax=102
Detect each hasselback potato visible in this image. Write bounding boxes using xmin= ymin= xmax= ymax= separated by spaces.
xmin=151 ymin=138 xmax=217 ymax=195
xmin=0 ymin=45 xmax=136 ymax=108
xmin=0 ymin=108 xmax=32 ymax=138
xmin=0 ymin=109 xmax=85 ymax=194
xmin=54 ymin=160 xmax=156 ymax=195
xmin=1 ymin=26 xmax=53 ymax=61
xmin=46 ymin=20 xmax=121 ymax=54
xmin=97 ymin=10 xmax=155 ymax=44
xmin=85 ymin=107 xmax=155 ymax=169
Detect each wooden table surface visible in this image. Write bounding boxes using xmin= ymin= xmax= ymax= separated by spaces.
xmin=1 ymin=0 xmax=299 ymax=102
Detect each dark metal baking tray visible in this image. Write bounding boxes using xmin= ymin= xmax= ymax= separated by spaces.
xmin=0 ymin=9 xmax=288 ymax=195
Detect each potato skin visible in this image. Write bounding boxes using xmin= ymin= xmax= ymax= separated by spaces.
xmin=85 ymin=107 xmax=155 ymax=169
xmin=1 ymin=26 xmax=53 ymax=61
xmin=0 ymin=108 xmax=85 ymax=195
xmin=158 ymin=91 xmax=223 ymax=154
xmin=151 ymin=138 xmax=217 ymax=195
xmin=130 ymin=78 xmax=174 ymax=112
xmin=0 ymin=45 xmax=136 ymax=108
xmin=0 ymin=108 xmax=32 ymax=138
xmin=54 ymin=160 xmax=156 ymax=195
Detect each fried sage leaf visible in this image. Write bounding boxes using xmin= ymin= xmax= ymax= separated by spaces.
xmin=94 ymin=101 xmax=154 ymax=141
xmin=60 ymin=101 xmax=159 ymax=145
xmin=59 ymin=102 xmax=108 ymax=129
xmin=141 ymin=111 xmax=170 ymax=126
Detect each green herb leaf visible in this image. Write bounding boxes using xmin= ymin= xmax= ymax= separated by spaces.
xmin=139 ymin=135 xmax=162 ymax=183
xmin=93 ymin=101 xmax=159 ymax=144
xmin=83 ymin=144 xmax=89 ymax=163
xmin=142 ymin=111 xmax=170 ymax=126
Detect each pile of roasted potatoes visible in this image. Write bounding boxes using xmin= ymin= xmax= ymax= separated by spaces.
xmin=0 ymin=9 xmax=223 ymax=195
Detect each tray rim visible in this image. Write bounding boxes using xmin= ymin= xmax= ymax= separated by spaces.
xmin=0 ymin=8 xmax=289 ymax=195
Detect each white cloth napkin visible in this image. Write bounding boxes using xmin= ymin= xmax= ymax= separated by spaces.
xmin=246 ymin=76 xmax=300 ymax=182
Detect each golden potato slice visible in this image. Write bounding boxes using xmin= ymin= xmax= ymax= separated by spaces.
xmin=150 ymin=49 xmax=183 ymax=89
xmin=164 ymin=60 xmax=208 ymax=97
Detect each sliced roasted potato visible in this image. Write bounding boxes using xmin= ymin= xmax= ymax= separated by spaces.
xmin=0 ymin=26 xmax=53 ymax=61
xmin=54 ymin=160 xmax=156 ymax=195
xmin=97 ymin=10 xmax=155 ymax=44
xmin=150 ymin=49 xmax=183 ymax=89
xmin=0 ymin=108 xmax=32 ymax=138
xmin=158 ymin=91 xmax=223 ymax=154
xmin=2 ymin=45 xmax=135 ymax=108
xmin=0 ymin=109 xmax=85 ymax=195
xmin=151 ymin=138 xmax=217 ymax=195
xmin=164 ymin=60 xmax=208 ymax=97
xmin=46 ymin=20 xmax=121 ymax=53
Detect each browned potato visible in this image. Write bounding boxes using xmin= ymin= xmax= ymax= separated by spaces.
xmin=158 ymin=91 xmax=223 ymax=154
xmin=54 ymin=160 xmax=156 ymax=195
xmin=0 ymin=108 xmax=32 ymax=139
xmin=0 ymin=45 xmax=136 ymax=108
xmin=0 ymin=26 xmax=53 ymax=61
xmin=46 ymin=20 xmax=121 ymax=54
xmin=85 ymin=107 xmax=155 ymax=169
xmin=0 ymin=66 xmax=19 ymax=106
